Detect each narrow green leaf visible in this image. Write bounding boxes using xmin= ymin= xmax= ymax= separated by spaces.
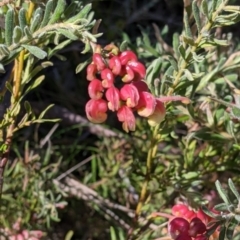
xmin=24 ymin=101 xmax=32 ymax=115
xmin=201 ymin=0 xmax=209 ymax=18
xmin=81 ymin=40 xmax=91 ymax=54
xmin=38 ymin=104 xmax=54 ymax=119
xmin=19 ymin=8 xmax=27 ymax=31
xmin=75 ymin=61 xmax=89 ymax=74
xmin=172 ymin=32 xmax=180 ymax=58
xmin=30 ymin=14 xmax=42 ymax=32
xmin=0 ymin=44 xmax=10 ymax=57
xmin=119 ymin=40 xmax=128 ymax=52
xmin=5 ymin=8 xmax=14 ymax=46
xmin=24 ymin=26 xmax=32 ymax=39
xmin=22 ymin=45 xmax=47 ymax=59
xmin=40 ymin=0 xmax=54 ymax=28
xmin=226 ymin=220 xmax=237 ymax=240
xmin=215 ymin=180 xmax=231 ymax=205
xmin=57 ymin=29 xmax=78 ymax=40
xmin=183 ymin=10 xmax=192 ymax=38
xmin=48 ymin=39 xmax=71 ymax=58
xmin=12 ymin=26 xmax=22 ymax=44
xmin=192 ymin=0 xmax=201 ymax=32
xmin=219 ymin=226 xmax=226 ymax=240
xmin=25 ymin=75 xmax=45 ymax=94
xmin=178 ymin=44 xmax=186 ymax=60
xmin=167 ymin=56 xmax=178 ymax=71
xmin=110 ymin=226 xmax=117 ymax=240
xmin=231 ymin=107 xmax=240 ymax=120
xmin=64 ymin=230 xmax=74 ymax=240
xmin=228 ymin=179 xmax=240 ymax=200
xmin=184 ymin=69 xmax=194 ymax=81
xmin=214 ymin=203 xmax=229 ymax=211
xmin=183 ymin=35 xmax=195 ymax=46
xmin=48 ymin=0 xmax=66 ymax=24
xmin=202 ymin=205 xmax=219 ymax=218
xmin=66 ymin=3 xmax=92 ymax=23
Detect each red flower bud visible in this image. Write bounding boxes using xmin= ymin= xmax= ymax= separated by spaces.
xmin=109 ymin=56 xmax=122 ymax=75
xmin=136 ymin=92 xmax=156 ymax=117
xmin=189 ymin=217 xmax=206 ymax=237
xmin=86 ymin=63 xmax=98 ymax=81
xmin=172 ymin=204 xmax=190 ymax=217
xmin=168 ymin=217 xmax=190 ymax=239
xmin=101 ymin=68 xmax=114 ymax=88
xmin=175 ymin=233 xmax=192 ymax=240
xmin=119 ymin=50 xmax=138 ymax=65
xmin=117 ymin=106 xmax=136 ymax=132
xmin=148 ymin=99 xmax=166 ymax=126
xmin=105 ymin=86 xmax=121 ymax=111
xmin=127 ymin=61 xmax=146 ymax=80
xmin=85 ymin=99 xmax=108 ymax=123
xmin=132 ymin=80 xmax=149 ymax=92
xmin=93 ymin=53 xmax=106 ymax=71
xmin=195 ymin=234 xmax=208 ymax=240
xmin=88 ymin=79 xmax=104 ymax=99
xmin=121 ymin=65 xmax=135 ymax=83
xmin=120 ymin=84 xmax=139 ymax=108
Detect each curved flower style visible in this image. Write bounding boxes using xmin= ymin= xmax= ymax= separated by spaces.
xmin=117 ymin=106 xmax=136 ymax=132
xmin=85 ymin=99 xmax=108 ymax=123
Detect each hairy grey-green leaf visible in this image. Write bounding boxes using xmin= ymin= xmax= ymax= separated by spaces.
xmin=0 ymin=44 xmax=10 ymax=57
xmin=48 ymin=39 xmax=71 ymax=58
xmin=192 ymin=0 xmax=201 ymax=32
xmin=22 ymin=45 xmax=47 ymax=59
xmin=119 ymin=40 xmax=128 ymax=52
xmin=184 ymin=69 xmax=194 ymax=81
xmin=19 ymin=8 xmax=27 ymax=31
xmin=183 ymin=35 xmax=195 ymax=46
xmin=81 ymin=40 xmax=91 ymax=54
xmin=54 ymin=32 xmax=61 ymax=45
xmin=167 ymin=56 xmax=178 ymax=71
xmin=75 ymin=61 xmax=89 ymax=74
xmin=57 ymin=28 xmax=78 ymax=40
xmin=5 ymin=8 xmax=14 ymax=46
xmin=40 ymin=0 xmax=54 ymax=28
xmin=201 ymin=0 xmax=209 ymax=18
xmin=228 ymin=179 xmax=240 ymax=200
xmin=13 ymin=26 xmax=23 ymax=44
xmin=64 ymin=1 xmax=80 ymax=18
xmin=25 ymin=75 xmax=45 ymax=94
xmin=183 ymin=10 xmax=192 ymax=38
xmin=30 ymin=14 xmax=42 ymax=32
xmin=48 ymin=0 xmax=66 ymax=24
xmin=215 ymin=180 xmax=231 ymax=205
xmin=172 ymin=32 xmax=180 ymax=59
xmin=178 ymin=44 xmax=186 ymax=60
xmin=24 ymin=26 xmax=32 ymax=39
xmin=82 ymin=31 xmax=96 ymax=42
xmin=67 ymin=3 xmax=92 ymax=23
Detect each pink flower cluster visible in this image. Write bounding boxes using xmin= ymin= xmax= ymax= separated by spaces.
xmin=168 ymin=204 xmax=217 ymax=240
xmin=85 ymin=44 xmax=166 ymax=132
